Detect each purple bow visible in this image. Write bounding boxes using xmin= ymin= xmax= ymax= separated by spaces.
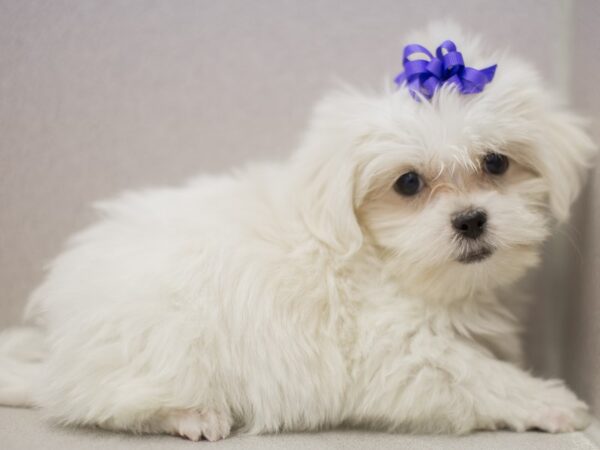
xmin=394 ymin=40 xmax=497 ymax=101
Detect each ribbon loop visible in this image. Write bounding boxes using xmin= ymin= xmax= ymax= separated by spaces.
xmin=394 ymin=40 xmax=497 ymax=101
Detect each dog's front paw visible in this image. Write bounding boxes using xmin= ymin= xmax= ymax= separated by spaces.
xmin=525 ymin=384 xmax=590 ymax=433
xmin=528 ymin=405 xmax=590 ymax=433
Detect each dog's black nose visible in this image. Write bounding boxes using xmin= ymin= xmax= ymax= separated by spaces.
xmin=452 ymin=209 xmax=487 ymax=240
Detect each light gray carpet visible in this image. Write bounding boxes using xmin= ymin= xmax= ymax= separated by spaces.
xmin=1 ymin=407 xmax=599 ymax=450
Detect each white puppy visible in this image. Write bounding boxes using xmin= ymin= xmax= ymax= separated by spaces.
xmin=0 ymin=24 xmax=596 ymax=441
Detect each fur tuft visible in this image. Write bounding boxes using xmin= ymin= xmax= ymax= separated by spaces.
xmin=0 ymin=327 xmax=45 ymax=407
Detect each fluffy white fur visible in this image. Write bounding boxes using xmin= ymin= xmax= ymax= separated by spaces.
xmin=0 ymin=24 xmax=597 ymax=440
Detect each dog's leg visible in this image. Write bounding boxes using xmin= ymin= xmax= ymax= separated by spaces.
xmin=351 ymin=343 xmax=589 ymax=433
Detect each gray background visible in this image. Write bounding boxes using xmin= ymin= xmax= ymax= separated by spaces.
xmin=1 ymin=0 xmax=598 ymax=417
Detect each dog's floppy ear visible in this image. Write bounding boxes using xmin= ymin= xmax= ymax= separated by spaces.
xmin=292 ymin=91 xmax=374 ymax=256
xmin=535 ymin=104 xmax=596 ymax=221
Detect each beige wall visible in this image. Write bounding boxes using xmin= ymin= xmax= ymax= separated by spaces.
xmin=0 ymin=0 xmax=597 ymax=411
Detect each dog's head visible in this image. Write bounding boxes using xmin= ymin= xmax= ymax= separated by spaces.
xmin=294 ymin=30 xmax=596 ymax=299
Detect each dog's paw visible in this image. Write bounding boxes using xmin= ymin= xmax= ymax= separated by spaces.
xmin=528 ymin=405 xmax=590 ymax=433
xmin=525 ymin=384 xmax=590 ymax=433
xmin=163 ymin=409 xmax=232 ymax=441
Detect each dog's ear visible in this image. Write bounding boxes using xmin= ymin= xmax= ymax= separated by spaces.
xmin=292 ymin=91 xmax=374 ymax=256
xmin=536 ymin=105 xmax=596 ymax=221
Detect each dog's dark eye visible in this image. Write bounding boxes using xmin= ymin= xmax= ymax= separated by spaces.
xmin=393 ymin=171 xmax=423 ymax=196
xmin=483 ymin=153 xmax=509 ymax=175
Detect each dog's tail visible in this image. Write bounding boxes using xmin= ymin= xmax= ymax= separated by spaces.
xmin=0 ymin=327 xmax=45 ymax=407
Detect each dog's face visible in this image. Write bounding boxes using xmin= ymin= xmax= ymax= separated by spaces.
xmin=296 ymin=52 xmax=595 ymax=300
xmin=356 ymin=99 xmax=552 ymax=297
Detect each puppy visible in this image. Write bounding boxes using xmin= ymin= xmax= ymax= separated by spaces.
xmin=0 ymin=24 xmax=596 ymax=441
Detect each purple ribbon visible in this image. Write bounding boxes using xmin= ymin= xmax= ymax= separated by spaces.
xmin=394 ymin=40 xmax=497 ymax=101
